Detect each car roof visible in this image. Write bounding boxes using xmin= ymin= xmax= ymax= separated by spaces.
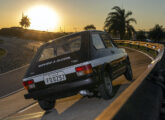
xmin=51 ymin=30 xmax=103 ymax=41
xmin=43 ymin=30 xmax=104 ymax=47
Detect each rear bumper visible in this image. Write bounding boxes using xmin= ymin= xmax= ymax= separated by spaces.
xmin=24 ymin=78 xmax=97 ymax=100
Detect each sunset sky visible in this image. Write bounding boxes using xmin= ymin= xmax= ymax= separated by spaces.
xmin=0 ymin=0 xmax=165 ymax=32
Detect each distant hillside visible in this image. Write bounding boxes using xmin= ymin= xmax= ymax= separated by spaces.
xmin=0 ymin=27 xmax=71 ymax=42
xmin=0 ymin=27 xmax=72 ymax=73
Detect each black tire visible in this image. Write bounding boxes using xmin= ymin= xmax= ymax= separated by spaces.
xmin=99 ymin=71 xmax=113 ymax=100
xmin=38 ymin=97 xmax=55 ymax=111
xmin=124 ymin=64 xmax=133 ymax=81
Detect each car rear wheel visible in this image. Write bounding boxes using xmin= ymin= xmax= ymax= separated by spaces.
xmin=38 ymin=97 xmax=55 ymax=111
xmin=124 ymin=64 xmax=133 ymax=81
xmin=99 ymin=71 xmax=113 ymax=100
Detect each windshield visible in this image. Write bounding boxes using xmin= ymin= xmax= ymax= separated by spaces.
xmin=39 ymin=35 xmax=81 ymax=62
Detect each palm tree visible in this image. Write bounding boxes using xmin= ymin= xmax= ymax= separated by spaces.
xmin=84 ymin=24 xmax=96 ymax=30
xmin=104 ymin=6 xmax=136 ymax=40
xmin=148 ymin=24 xmax=164 ymax=42
xmin=19 ymin=14 xmax=30 ymax=29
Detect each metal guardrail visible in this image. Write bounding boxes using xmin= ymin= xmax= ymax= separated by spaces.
xmin=96 ymin=40 xmax=165 ymax=120
xmin=115 ymin=40 xmax=164 ymax=53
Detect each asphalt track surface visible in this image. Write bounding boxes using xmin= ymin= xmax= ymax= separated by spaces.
xmin=0 ymin=48 xmax=152 ymax=120
xmin=0 ymin=66 xmax=28 ymax=98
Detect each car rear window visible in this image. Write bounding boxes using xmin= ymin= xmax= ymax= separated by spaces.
xmin=39 ymin=35 xmax=81 ymax=62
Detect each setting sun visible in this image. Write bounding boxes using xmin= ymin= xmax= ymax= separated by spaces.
xmin=26 ymin=5 xmax=59 ymax=31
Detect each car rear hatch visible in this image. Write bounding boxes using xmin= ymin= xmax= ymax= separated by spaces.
xmin=23 ymin=32 xmax=90 ymax=92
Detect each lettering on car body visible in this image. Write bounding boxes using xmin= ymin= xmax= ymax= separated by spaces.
xmin=38 ymin=56 xmax=71 ymax=68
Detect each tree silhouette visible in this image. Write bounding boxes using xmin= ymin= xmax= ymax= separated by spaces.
xmin=19 ymin=14 xmax=30 ymax=29
xmin=84 ymin=24 xmax=96 ymax=30
xmin=136 ymin=30 xmax=146 ymax=41
xmin=104 ymin=6 xmax=136 ymax=40
xmin=148 ymin=24 xmax=164 ymax=42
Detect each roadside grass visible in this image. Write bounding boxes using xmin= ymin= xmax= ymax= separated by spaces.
xmin=0 ymin=48 xmax=6 ymax=58
xmin=116 ymin=43 xmax=158 ymax=58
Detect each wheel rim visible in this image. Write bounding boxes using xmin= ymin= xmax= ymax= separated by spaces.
xmin=104 ymin=72 xmax=112 ymax=94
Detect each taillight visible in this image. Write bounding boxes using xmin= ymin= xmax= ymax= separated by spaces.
xmin=23 ymin=80 xmax=35 ymax=90
xmin=75 ymin=64 xmax=93 ymax=76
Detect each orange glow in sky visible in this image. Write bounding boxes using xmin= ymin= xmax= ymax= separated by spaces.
xmin=0 ymin=0 xmax=165 ymax=32
xmin=26 ymin=5 xmax=59 ymax=31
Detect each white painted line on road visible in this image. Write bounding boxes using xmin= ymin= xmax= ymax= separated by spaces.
xmin=123 ymin=46 xmax=154 ymax=61
xmin=18 ymin=103 xmax=38 ymax=113
xmin=3 ymin=112 xmax=44 ymax=120
xmin=16 ymin=95 xmax=82 ymax=117
xmin=0 ymin=64 xmax=29 ymax=76
xmin=0 ymin=88 xmax=24 ymax=99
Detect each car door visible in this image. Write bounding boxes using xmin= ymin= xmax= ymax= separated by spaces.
xmin=100 ymin=33 xmax=127 ymax=79
xmin=90 ymin=32 xmax=116 ymax=77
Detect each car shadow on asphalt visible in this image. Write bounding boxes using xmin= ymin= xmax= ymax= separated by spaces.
xmin=40 ymin=85 xmax=122 ymax=120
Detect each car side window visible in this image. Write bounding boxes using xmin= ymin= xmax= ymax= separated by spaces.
xmin=92 ymin=33 xmax=105 ymax=49
xmin=100 ymin=34 xmax=113 ymax=48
